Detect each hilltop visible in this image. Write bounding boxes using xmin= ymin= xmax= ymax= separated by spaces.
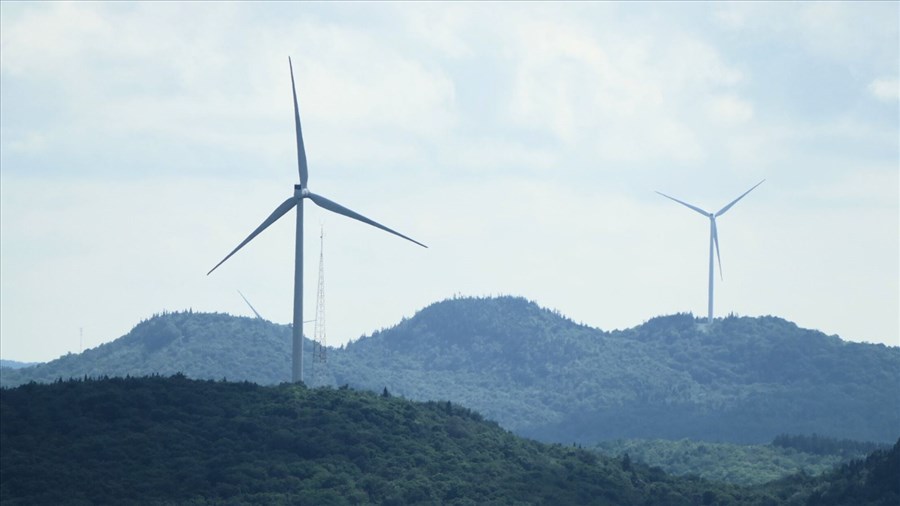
xmin=3 ymin=297 xmax=898 ymax=445
xmin=327 ymin=297 xmax=899 ymax=444
xmin=0 ymin=311 xmax=291 ymax=386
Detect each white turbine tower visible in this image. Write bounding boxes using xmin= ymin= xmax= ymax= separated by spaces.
xmin=209 ymin=57 xmax=427 ymax=384
xmin=656 ymin=180 xmax=764 ymax=324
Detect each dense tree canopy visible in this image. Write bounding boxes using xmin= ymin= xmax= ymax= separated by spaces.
xmin=594 ymin=436 xmax=887 ymax=486
xmin=4 ymin=376 xmax=897 ymax=505
xmin=0 ymin=375 xmax=786 ymax=505
xmin=3 ymin=297 xmax=898 ymax=446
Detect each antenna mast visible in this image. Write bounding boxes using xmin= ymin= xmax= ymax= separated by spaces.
xmin=312 ymin=226 xmax=327 ymax=383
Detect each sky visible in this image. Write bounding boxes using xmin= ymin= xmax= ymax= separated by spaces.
xmin=1 ymin=2 xmax=898 ymax=362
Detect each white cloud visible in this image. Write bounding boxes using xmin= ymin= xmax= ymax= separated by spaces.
xmin=869 ymin=78 xmax=899 ymax=102
xmin=5 ymin=132 xmax=47 ymax=153
xmin=400 ymin=3 xmax=475 ymax=59
xmin=706 ymin=95 xmax=754 ymax=125
xmin=0 ymin=3 xmax=458 ymax=176
xmin=501 ymin=14 xmax=745 ymax=165
xmin=714 ymin=2 xmax=898 ymax=66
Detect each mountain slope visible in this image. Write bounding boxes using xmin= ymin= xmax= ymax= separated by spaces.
xmin=0 ymin=375 xmax=786 ymax=505
xmin=0 ymin=360 xmax=40 ymax=370
xmin=594 ymin=436 xmax=886 ymax=486
xmin=0 ymin=311 xmax=292 ymax=386
xmin=803 ymin=439 xmax=900 ymax=505
xmin=325 ymin=298 xmax=899 ymax=443
xmin=3 ymin=297 xmax=898 ymax=445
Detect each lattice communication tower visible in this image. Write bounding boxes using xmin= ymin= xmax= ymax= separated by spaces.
xmin=313 ymin=227 xmax=327 ymax=364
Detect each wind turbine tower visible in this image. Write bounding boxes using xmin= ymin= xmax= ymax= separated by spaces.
xmin=208 ymin=58 xmax=427 ymax=384
xmin=656 ymin=180 xmax=764 ymax=324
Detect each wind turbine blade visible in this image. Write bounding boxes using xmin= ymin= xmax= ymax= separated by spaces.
xmin=716 ymin=179 xmax=765 ymax=217
xmin=308 ymin=192 xmax=428 ymax=248
xmin=655 ymin=191 xmax=710 ymax=217
xmin=712 ymin=219 xmax=723 ymax=280
xmin=288 ymin=57 xmax=309 ymax=188
xmin=237 ymin=290 xmax=263 ymax=320
xmin=208 ymin=196 xmax=299 ymax=275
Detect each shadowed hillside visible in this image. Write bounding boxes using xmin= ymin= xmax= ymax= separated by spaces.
xmin=594 ymin=436 xmax=887 ymax=486
xmin=0 ymin=375 xmax=780 ymax=505
xmin=3 ymin=297 xmax=898 ymax=446
xmin=3 ymin=376 xmax=897 ymax=505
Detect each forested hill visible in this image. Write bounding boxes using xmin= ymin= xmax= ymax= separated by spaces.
xmin=3 ymin=376 xmax=898 ymax=505
xmin=327 ymin=297 xmax=899 ymax=444
xmin=3 ymin=297 xmax=898 ymax=445
xmin=0 ymin=376 xmax=761 ymax=505
xmin=594 ymin=436 xmax=888 ymax=486
xmin=0 ymin=359 xmax=40 ymax=370
xmin=0 ymin=311 xmax=293 ymax=386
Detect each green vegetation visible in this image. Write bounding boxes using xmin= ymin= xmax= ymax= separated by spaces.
xmin=3 ymin=297 xmax=898 ymax=446
xmin=3 ymin=376 xmax=898 ymax=505
xmin=0 ymin=311 xmax=292 ymax=387
xmin=771 ymin=433 xmax=884 ymax=457
xmin=594 ymin=436 xmax=885 ymax=485
xmin=800 ymin=440 xmax=900 ymax=505
xmin=328 ymin=298 xmax=899 ymax=444
xmin=0 ymin=375 xmax=806 ymax=505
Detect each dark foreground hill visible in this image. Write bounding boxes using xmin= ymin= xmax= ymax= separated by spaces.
xmin=0 ymin=376 xmax=798 ymax=505
xmin=3 ymin=297 xmax=898 ymax=445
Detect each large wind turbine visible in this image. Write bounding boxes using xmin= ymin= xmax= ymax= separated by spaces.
xmin=209 ymin=58 xmax=427 ymax=383
xmin=656 ymin=180 xmax=764 ymax=324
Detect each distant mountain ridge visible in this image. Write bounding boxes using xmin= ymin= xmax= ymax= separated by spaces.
xmin=0 ymin=359 xmax=40 ymax=370
xmin=3 ymin=297 xmax=898 ymax=445
xmin=327 ymin=298 xmax=899 ymax=444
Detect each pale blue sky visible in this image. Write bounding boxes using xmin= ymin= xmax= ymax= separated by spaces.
xmin=2 ymin=2 xmax=897 ymax=361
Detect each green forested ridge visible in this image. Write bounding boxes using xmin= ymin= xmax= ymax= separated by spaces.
xmin=3 ymin=376 xmax=897 ymax=505
xmin=0 ymin=375 xmax=798 ymax=505
xmin=593 ymin=437 xmax=887 ymax=486
xmin=800 ymin=440 xmax=900 ymax=506
xmin=329 ymin=298 xmax=899 ymax=444
xmin=0 ymin=311 xmax=292 ymax=386
xmin=771 ymin=434 xmax=884 ymax=457
xmin=2 ymin=297 xmax=898 ymax=446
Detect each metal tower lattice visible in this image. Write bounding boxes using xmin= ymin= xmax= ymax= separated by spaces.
xmin=313 ymin=227 xmax=327 ymax=365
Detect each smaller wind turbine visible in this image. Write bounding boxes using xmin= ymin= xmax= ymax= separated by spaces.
xmin=237 ymin=290 xmax=264 ymax=320
xmin=656 ymin=180 xmax=764 ymax=324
